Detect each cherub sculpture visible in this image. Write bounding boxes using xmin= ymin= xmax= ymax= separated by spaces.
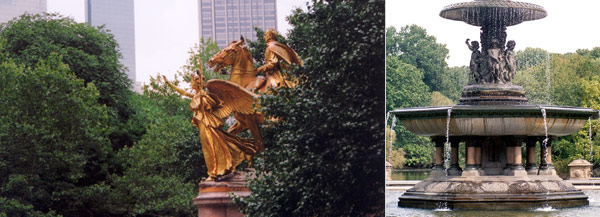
xmin=487 ymin=38 xmax=504 ymax=84
xmin=504 ymin=40 xmax=516 ymax=82
xmin=466 ymin=39 xmax=482 ymax=84
xmin=163 ymin=68 xmax=261 ymax=181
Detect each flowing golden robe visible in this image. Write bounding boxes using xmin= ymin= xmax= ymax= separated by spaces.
xmin=164 ymin=77 xmax=258 ymax=179
xmin=190 ymin=92 xmax=256 ymax=178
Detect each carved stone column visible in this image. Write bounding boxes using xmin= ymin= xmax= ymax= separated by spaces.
xmin=463 ymin=137 xmax=479 ymax=177
xmin=539 ymin=136 xmax=556 ymax=175
xmin=475 ymin=141 xmax=483 ymax=175
xmin=504 ymin=137 xmax=515 ymax=175
xmin=511 ymin=137 xmax=527 ymax=176
xmin=525 ymin=137 xmax=538 ymax=175
xmin=430 ymin=137 xmax=447 ymax=178
xmin=448 ymin=137 xmax=462 ymax=176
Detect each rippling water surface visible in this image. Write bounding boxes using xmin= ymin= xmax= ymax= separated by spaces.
xmin=386 ymin=190 xmax=600 ymax=217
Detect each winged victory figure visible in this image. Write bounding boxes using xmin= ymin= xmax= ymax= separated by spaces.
xmin=163 ymin=67 xmax=261 ymax=181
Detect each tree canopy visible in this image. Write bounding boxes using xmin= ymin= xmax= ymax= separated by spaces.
xmin=386 ymin=25 xmax=449 ymax=91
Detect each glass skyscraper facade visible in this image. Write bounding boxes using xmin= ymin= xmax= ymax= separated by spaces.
xmin=86 ymin=0 xmax=137 ymax=86
xmin=198 ymin=0 xmax=277 ymax=47
xmin=0 ymin=0 xmax=46 ymax=23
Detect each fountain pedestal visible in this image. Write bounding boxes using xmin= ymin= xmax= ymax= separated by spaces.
xmin=459 ymin=84 xmax=528 ymax=105
xmin=193 ymin=172 xmax=251 ymax=217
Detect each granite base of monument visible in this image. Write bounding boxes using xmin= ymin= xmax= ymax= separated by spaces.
xmin=193 ymin=171 xmax=252 ymax=217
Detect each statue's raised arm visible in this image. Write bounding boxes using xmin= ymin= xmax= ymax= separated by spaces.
xmin=162 ymin=75 xmax=194 ymax=98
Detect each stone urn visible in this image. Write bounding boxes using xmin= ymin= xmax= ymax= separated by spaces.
xmin=568 ymin=159 xmax=592 ymax=180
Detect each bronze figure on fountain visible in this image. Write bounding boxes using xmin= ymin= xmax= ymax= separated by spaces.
xmin=466 ymin=38 xmax=517 ymax=85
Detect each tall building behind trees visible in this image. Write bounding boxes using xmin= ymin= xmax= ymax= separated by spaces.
xmin=0 ymin=0 xmax=46 ymax=23
xmin=198 ymin=0 xmax=277 ymax=47
xmin=86 ymin=0 xmax=138 ymax=90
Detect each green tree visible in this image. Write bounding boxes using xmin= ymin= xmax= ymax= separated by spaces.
xmin=515 ymin=47 xmax=549 ymax=71
xmin=430 ymin=91 xmax=454 ymax=106
xmin=0 ymin=54 xmax=111 ymax=216
xmin=0 ymin=13 xmax=139 ymax=154
xmin=439 ymin=66 xmax=469 ymax=102
xmin=513 ymin=64 xmax=551 ymax=104
xmin=576 ymin=47 xmax=600 ymax=59
xmin=0 ymin=13 xmax=131 ymax=116
xmin=386 ymin=25 xmax=449 ymax=91
xmin=385 ymin=57 xmax=430 ymax=112
xmin=386 ymin=126 xmax=405 ymax=169
xmin=235 ymin=1 xmax=384 ymax=216
xmin=402 ymin=143 xmax=434 ymax=168
xmin=104 ymin=93 xmax=197 ymax=216
xmin=182 ymin=38 xmax=225 ymax=81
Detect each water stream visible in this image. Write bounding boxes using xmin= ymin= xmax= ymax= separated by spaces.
xmin=445 ymin=108 xmax=452 ymax=170
xmin=590 ymin=117 xmax=593 ymax=162
xmin=388 ymin=115 xmax=397 ymax=161
xmin=540 ymin=107 xmax=549 ymax=161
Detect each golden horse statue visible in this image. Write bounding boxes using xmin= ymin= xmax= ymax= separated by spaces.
xmin=207 ymin=34 xmax=303 ymax=151
xmin=208 ymin=37 xmax=269 ymax=93
xmin=163 ymin=69 xmax=261 ymax=181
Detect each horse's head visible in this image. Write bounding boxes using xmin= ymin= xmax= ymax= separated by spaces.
xmin=208 ymin=37 xmax=247 ymax=73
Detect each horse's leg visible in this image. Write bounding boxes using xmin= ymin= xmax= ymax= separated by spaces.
xmin=228 ymin=113 xmax=248 ymax=135
xmin=246 ymin=117 xmax=264 ymax=152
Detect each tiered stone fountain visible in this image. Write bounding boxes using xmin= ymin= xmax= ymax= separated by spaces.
xmin=392 ymin=0 xmax=599 ymax=210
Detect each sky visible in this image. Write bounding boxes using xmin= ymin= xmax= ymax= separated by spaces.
xmin=386 ymin=0 xmax=600 ymax=67
xmin=46 ymin=0 xmax=308 ymax=85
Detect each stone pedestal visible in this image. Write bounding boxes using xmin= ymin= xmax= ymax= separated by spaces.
xmin=459 ymin=84 xmax=528 ymax=105
xmin=193 ymin=172 xmax=251 ymax=217
xmin=525 ymin=137 xmax=538 ymax=175
xmin=538 ymin=137 xmax=556 ymax=175
xmin=568 ymin=159 xmax=592 ymax=180
xmin=448 ymin=138 xmax=463 ymax=176
xmin=385 ymin=161 xmax=392 ymax=181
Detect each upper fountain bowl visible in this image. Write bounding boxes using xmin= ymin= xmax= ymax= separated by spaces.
xmin=440 ymin=0 xmax=547 ymax=26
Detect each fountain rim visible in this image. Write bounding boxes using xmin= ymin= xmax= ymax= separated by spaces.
xmin=391 ymin=105 xmax=598 ymax=120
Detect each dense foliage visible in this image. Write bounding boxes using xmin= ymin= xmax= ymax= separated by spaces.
xmin=0 ymin=53 xmax=110 ymax=216
xmin=386 ymin=25 xmax=449 ymax=91
xmin=235 ymin=1 xmax=385 ymax=216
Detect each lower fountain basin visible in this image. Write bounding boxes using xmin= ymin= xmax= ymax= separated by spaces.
xmin=398 ymin=175 xmax=589 ymax=210
xmin=391 ymin=105 xmax=598 ymax=137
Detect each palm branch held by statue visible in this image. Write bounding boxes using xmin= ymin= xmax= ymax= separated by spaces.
xmin=162 ymin=67 xmax=261 ymax=181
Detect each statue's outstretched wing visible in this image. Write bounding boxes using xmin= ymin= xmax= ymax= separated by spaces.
xmin=205 ymin=79 xmax=260 ymax=119
xmin=267 ymin=42 xmax=304 ymax=67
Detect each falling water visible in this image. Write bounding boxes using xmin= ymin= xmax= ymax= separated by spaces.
xmin=389 ymin=115 xmax=397 ymax=161
xmin=444 ymin=108 xmax=452 ymax=170
xmin=540 ymin=107 xmax=549 ymax=161
xmin=589 ymin=117 xmax=593 ymax=162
